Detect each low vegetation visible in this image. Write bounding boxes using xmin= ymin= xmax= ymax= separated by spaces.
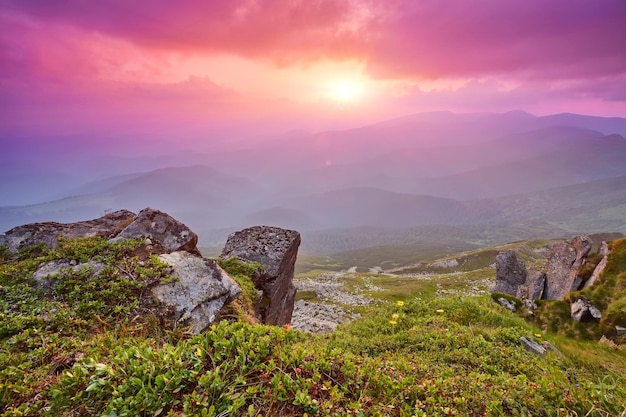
xmin=1 ymin=238 xmax=626 ymax=416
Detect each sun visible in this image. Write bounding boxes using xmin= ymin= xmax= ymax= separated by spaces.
xmin=328 ymin=82 xmax=363 ymax=103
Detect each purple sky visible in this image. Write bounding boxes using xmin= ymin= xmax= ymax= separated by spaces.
xmin=1 ymin=0 xmax=625 ymax=141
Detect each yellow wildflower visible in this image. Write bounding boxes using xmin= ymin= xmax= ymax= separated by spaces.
xmin=436 ymin=309 xmax=445 ymax=313
xmin=396 ymin=301 xmax=405 ymax=307
xmin=389 ymin=320 xmax=397 ymax=326
xmin=392 ymin=313 xmax=399 ymax=319
xmin=534 ymin=333 xmax=542 ymax=338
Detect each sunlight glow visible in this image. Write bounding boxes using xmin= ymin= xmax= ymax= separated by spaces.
xmin=328 ymin=82 xmax=363 ymax=103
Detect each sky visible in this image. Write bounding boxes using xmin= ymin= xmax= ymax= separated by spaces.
xmin=1 ymin=0 xmax=626 ymax=142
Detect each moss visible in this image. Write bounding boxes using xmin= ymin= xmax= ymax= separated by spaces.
xmin=216 ymin=257 xmax=264 ymax=320
xmin=490 ymin=292 xmax=523 ymax=308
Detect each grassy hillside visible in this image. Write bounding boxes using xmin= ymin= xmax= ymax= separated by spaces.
xmin=2 ymin=238 xmax=626 ymax=416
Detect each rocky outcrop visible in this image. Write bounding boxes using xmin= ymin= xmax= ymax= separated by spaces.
xmin=151 ymin=252 xmax=241 ymax=334
xmin=111 ymin=208 xmax=199 ymax=255
xmin=570 ymin=298 xmax=602 ymax=322
xmin=2 ymin=209 xmax=308 ymax=333
xmin=0 ymin=210 xmax=136 ymax=255
xmin=543 ymin=236 xmax=592 ymax=300
xmin=491 ymin=250 xmax=527 ymax=297
xmin=221 ymin=226 xmax=301 ymax=326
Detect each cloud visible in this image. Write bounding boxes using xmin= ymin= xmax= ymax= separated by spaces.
xmin=365 ymin=0 xmax=626 ymax=81
xmin=5 ymin=0 xmax=625 ymax=82
xmin=2 ymin=0 xmax=626 ymax=127
xmin=2 ymin=0 xmax=370 ymax=63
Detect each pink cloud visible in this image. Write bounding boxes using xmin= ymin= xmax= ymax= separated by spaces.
xmin=5 ymin=0 xmax=625 ymax=81
xmin=1 ymin=0 xmax=626 ymax=132
xmin=365 ymin=0 xmax=626 ymax=81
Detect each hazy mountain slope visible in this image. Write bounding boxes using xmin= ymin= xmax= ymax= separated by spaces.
xmin=491 ymin=174 xmax=626 ymax=232
xmin=276 ymin=187 xmax=492 ymax=229
xmin=272 ymin=126 xmax=618 ymax=197
xmin=416 ymin=133 xmax=626 ymax=199
xmin=0 ymin=165 xmax=259 ymax=233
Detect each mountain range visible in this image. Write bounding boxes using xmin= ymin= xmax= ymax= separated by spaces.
xmin=2 ymin=111 xmax=626 ymax=252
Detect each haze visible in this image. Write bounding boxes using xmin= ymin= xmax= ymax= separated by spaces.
xmin=1 ymin=1 xmax=626 ymax=252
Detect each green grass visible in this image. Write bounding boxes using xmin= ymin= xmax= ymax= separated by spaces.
xmin=2 ymin=238 xmax=626 ymax=416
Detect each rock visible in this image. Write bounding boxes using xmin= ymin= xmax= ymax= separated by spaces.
xmin=543 ymin=235 xmax=592 ymax=300
xmin=541 ymin=341 xmax=563 ymax=356
xmin=615 ymin=326 xmax=626 ymax=337
xmin=111 ymin=208 xmax=199 ymax=255
xmin=570 ymin=298 xmax=602 ymax=322
xmin=32 ymin=260 xmax=105 ymax=290
xmin=0 ymin=210 xmax=136 ymax=255
xmin=519 ymin=337 xmax=546 ymax=355
xmin=497 ymin=297 xmax=517 ymax=311
xmin=526 ymin=270 xmax=546 ymax=301
xmin=291 ymin=300 xmax=360 ymax=333
xmin=221 ymin=226 xmax=301 ymax=326
xmin=491 ymin=250 xmax=527 ymax=297
xmin=151 ymin=251 xmax=241 ymax=334
xmin=598 ymin=241 xmax=610 ymax=256
xmin=583 ymin=255 xmax=608 ymax=289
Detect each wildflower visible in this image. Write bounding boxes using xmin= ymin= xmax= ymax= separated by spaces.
xmin=534 ymin=333 xmax=542 ymax=338
xmin=389 ymin=320 xmax=398 ymax=326
xmin=436 ymin=309 xmax=445 ymax=313
xmin=284 ymin=323 xmax=292 ymax=331
xmin=392 ymin=313 xmax=399 ymax=319
xmin=396 ymin=301 xmax=405 ymax=307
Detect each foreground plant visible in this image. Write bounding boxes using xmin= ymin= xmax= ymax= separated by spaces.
xmin=1 ymin=239 xmax=625 ymax=416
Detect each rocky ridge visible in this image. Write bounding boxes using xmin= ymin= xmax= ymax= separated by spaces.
xmin=491 ymin=235 xmax=623 ymax=340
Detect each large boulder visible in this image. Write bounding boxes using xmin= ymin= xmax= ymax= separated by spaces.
xmin=491 ymin=250 xmax=527 ymax=297
xmin=0 ymin=210 xmax=136 ymax=255
xmin=151 ymin=251 xmax=241 ymax=334
xmin=111 ymin=208 xmax=199 ymax=255
xmin=221 ymin=226 xmax=301 ymax=326
xmin=544 ymin=236 xmax=592 ymax=300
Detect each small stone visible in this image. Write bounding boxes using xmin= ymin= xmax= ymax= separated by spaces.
xmin=497 ymin=297 xmax=517 ymax=312
xmin=519 ymin=336 xmax=546 ymax=355
xmin=571 ymin=298 xmax=602 ymax=322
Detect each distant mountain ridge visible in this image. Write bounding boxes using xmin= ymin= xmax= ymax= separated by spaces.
xmin=2 ymin=111 xmax=626 ymax=251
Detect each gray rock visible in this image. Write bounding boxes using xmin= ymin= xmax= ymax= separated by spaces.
xmin=32 ymin=260 xmax=105 ymax=290
xmin=111 ymin=208 xmax=199 ymax=255
xmin=291 ymin=300 xmax=360 ymax=333
xmin=221 ymin=226 xmax=301 ymax=326
xmin=615 ymin=326 xmax=626 ymax=337
xmin=526 ymin=270 xmax=546 ymax=301
xmin=151 ymin=251 xmax=241 ymax=334
xmin=583 ymin=255 xmax=608 ymax=289
xmin=497 ymin=297 xmax=517 ymax=311
xmin=543 ymin=235 xmax=592 ymax=300
xmin=571 ymin=298 xmax=602 ymax=322
xmin=541 ymin=341 xmax=563 ymax=356
xmin=598 ymin=241 xmax=610 ymax=256
xmin=491 ymin=250 xmax=527 ymax=297
xmin=0 ymin=210 xmax=136 ymax=255
xmin=519 ymin=337 xmax=546 ymax=355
